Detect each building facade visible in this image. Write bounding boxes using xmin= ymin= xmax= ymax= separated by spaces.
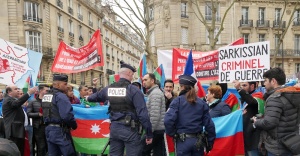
xmin=0 ymin=0 xmax=144 ymax=88
xmin=149 ymin=0 xmax=300 ymax=78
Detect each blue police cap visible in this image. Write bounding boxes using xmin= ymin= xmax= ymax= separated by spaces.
xmin=120 ymin=60 xmax=136 ymax=72
xmin=179 ymin=75 xmax=197 ymax=86
xmin=53 ymin=74 xmax=68 ymax=82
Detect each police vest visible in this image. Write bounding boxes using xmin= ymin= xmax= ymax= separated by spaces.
xmin=107 ymin=81 xmax=135 ymax=113
xmin=41 ymin=92 xmax=61 ymax=120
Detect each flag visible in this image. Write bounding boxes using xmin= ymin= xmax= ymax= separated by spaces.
xmin=165 ymin=134 xmax=175 ymax=156
xmin=252 ymin=91 xmax=265 ymax=115
xmin=23 ymin=74 xmax=34 ymax=94
xmin=229 ymin=38 xmax=244 ymax=46
xmin=153 ymin=64 xmax=166 ymax=88
xmin=71 ymin=105 xmax=110 ymax=154
xmin=137 ymin=54 xmax=147 ymax=80
xmin=222 ymin=90 xmax=240 ymax=112
xmin=183 ymin=50 xmax=194 ymax=76
xmin=109 ymin=74 xmax=120 ymax=85
xmin=208 ymin=110 xmax=244 ymax=156
xmin=197 ymin=81 xmax=206 ymax=98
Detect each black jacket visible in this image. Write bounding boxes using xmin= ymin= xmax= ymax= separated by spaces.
xmin=209 ymin=99 xmax=231 ymax=118
xmin=2 ymin=94 xmax=30 ymax=139
xmin=27 ymin=97 xmax=44 ymax=129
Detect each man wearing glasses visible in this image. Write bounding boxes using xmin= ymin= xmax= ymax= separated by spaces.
xmin=233 ymin=80 xmax=265 ymax=156
xmin=27 ymin=85 xmax=50 ymax=156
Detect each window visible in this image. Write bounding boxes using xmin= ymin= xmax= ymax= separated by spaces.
xmin=69 ymin=20 xmax=73 ymax=33
xmin=296 ymin=63 xmax=300 ymax=73
xmin=89 ymin=31 xmax=92 ymax=39
xmin=80 ymin=72 xmax=85 ymax=85
xmin=106 ymin=45 xmax=109 ymax=54
xmin=105 ymin=30 xmax=108 ymax=38
xmin=78 ymin=4 xmax=82 ymax=14
xmin=258 ymin=34 xmax=265 ymax=42
xmin=275 ymin=8 xmax=281 ymax=24
xmin=25 ymin=31 xmax=42 ymax=52
xmin=181 ymin=2 xmax=188 ymax=18
xmin=276 ymin=63 xmax=283 ymax=69
xmin=243 ymin=34 xmax=249 ymax=44
xmin=107 ymin=61 xmax=110 ymax=69
xmin=275 ymin=34 xmax=280 ymax=48
xmin=78 ymin=25 xmax=82 ymax=36
xmin=149 ymin=6 xmax=154 ymax=20
xmin=24 ymin=2 xmax=41 ymax=23
xmin=242 ymin=7 xmax=249 ymax=24
xmin=57 ymin=14 xmax=63 ymax=28
xmin=68 ymin=0 xmax=73 ymax=8
xmin=258 ymin=8 xmax=265 ymax=24
xmin=206 ymin=27 xmax=221 ymax=44
xmin=294 ymin=10 xmax=300 ymax=25
xmin=150 ymin=31 xmax=155 ymax=47
xmin=98 ymin=19 xmax=101 ymax=29
xmin=88 ymin=12 xmax=92 ymax=22
xmin=181 ymin=27 xmax=188 ymax=44
xmin=205 ymin=2 xmax=220 ymax=21
xmin=295 ymin=35 xmax=300 ymax=55
xmin=71 ymin=73 xmax=76 ymax=83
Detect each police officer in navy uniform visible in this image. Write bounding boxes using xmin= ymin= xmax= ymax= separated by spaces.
xmin=164 ymin=75 xmax=216 ymax=156
xmin=87 ymin=61 xmax=153 ymax=156
xmin=43 ymin=74 xmax=77 ymax=156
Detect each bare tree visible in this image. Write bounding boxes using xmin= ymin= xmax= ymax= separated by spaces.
xmin=111 ymin=0 xmax=157 ymax=66
xmin=191 ymin=0 xmax=237 ymax=50
xmin=271 ymin=0 xmax=300 ymax=67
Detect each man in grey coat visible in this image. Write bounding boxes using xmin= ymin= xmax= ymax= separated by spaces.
xmin=253 ymin=67 xmax=299 ymax=156
xmin=142 ymin=73 xmax=166 ymax=156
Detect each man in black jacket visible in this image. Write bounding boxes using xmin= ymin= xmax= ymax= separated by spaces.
xmin=164 ymin=79 xmax=175 ymax=111
xmin=27 ymin=85 xmax=49 ymax=156
xmin=2 ymin=85 xmax=37 ymax=156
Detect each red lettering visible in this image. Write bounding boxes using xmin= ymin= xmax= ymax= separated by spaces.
xmin=227 ymin=62 xmax=232 ymax=70
xmin=258 ymin=59 xmax=264 ymax=68
xmin=222 ymin=62 xmax=227 ymax=70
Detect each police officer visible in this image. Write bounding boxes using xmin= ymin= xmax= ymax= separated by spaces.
xmin=87 ymin=61 xmax=153 ymax=156
xmin=164 ymin=75 xmax=216 ymax=156
xmin=42 ymin=74 xmax=77 ymax=156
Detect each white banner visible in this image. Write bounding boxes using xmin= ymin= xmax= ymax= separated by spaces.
xmin=157 ymin=49 xmax=172 ymax=79
xmin=218 ymin=41 xmax=270 ymax=83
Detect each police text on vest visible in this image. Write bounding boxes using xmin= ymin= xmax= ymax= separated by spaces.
xmin=108 ymin=88 xmax=126 ymax=97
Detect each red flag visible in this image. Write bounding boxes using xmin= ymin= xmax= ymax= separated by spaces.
xmin=24 ymin=132 xmax=30 ymax=156
xmin=197 ymin=81 xmax=206 ymax=98
xmin=229 ymin=38 xmax=244 ymax=46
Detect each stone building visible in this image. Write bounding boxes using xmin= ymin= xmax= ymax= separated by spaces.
xmin=0 ymin=0 xmax=144 ymax=89
xmin=149 ymin=0 xmax=300 ymax=78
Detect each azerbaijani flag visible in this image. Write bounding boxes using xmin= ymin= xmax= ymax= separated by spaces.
xmin=108 ymin=74 xmax=120 ymax=85
xmin=222 ymin=90 xmax=240 ymax=112
xmin=252 ymin=91 xmax=265 ymax=115
xmin=137 ymin=54 xmax=147 ymax=80
xmin=153 ymin=64 xmax=166 ymax=88
xmin=71 ymin=105 xmax=110 ymax=154
xmin=23 ymin=74 xmax=34 ymax=93
xmin=208 ymin=110 xmax=244 ymax=156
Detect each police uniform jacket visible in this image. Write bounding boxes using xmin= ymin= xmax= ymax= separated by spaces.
xmin=43 ymin=88 xmax=77 ymax=129
xmin=164 ymin=91 xmax=216 ymax=145
xmin=2 ymin=94 xmax=30 ymax=139
xmin=88 ymin=78 xmax=153 ymax=138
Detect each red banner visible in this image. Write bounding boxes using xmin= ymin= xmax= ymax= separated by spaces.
xmin=51 ymin=30 xmax=104 ymax=73
xmin=172 ymin=48 xmax=218 ymax=82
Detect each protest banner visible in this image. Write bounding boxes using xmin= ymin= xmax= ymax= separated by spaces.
xmin=0 ymin=38 xmax=42 ymax=88
xmin=51 ymin=29 xmax=104 ymax=73
xmin=218 ymin=41 xmax=270 ymax=83
xmin=172 ymin=48 xmax=218 ymax=82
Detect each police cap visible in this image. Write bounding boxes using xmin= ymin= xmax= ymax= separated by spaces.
xmin=179 ymin=75 xmax=197 ymax=86
xmin=53 ymin=74 xmax=68 ymax=82
xmin=120 ymin=60 xmax=136 ymax=72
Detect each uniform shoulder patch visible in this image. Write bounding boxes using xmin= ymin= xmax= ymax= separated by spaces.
xmin=42 ymin=94 xmax=53 ymax=102
xmin=108 ymin=88 xmax=126 ymax=97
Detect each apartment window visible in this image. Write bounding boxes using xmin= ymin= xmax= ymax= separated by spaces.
xmin=242 ymin=7 xmax=249 ymax=24
xmin=181 ymin=2 xmax=188 ymax=18
xmin=69 ymin=20 xmax=73 ymax=33
xmin=78 ymin=4 xmax=82 ymax=14
xmin=107 ymin=61 xmax=110 ymax=69
xmin=294 ymin=10 xmax=300 ymax=24
xmin=275 ymin=34 xmax=280 ymax=48
xmin=243 ymin=34 xmax=249 ymax=44
xmin=258 ymin=34 xmax=265 ymax=42
xmin=258 ymin=8 xmax=265 ymax=23
xmin=276 ymin=63 xmax=283 ymax=69
xmin=275 ymin=8 xmax=281 ymax=23
xmin=296 ymin=63 xmax=300 ymax=73
xmin=206 ymin=27 xmax=221 ymax=44
xmin=205 ymin=2 xmax=220 ymax=21
xmin=149 ymin=6 xmax=154 ymax=20
xmin=68 ymin=0 xmax=73 ymax=8
xmin=89 ymin=12 xmax=92 ymax=22
xmin=98 ymin=19 xmax=101 ymax=29
xmin=89 ymin=31 xmax=92 ymax=39
xmin=80 ymin=72 xmax=85 ymax=85
xmin=105 ymin=30 xmax=108 ymax=38
xmin=295 ymin=35 xmax=300 ymax=55
xmin=181 ymin=27 xmax=188 ymax=44
xmin=71 ymin=73 xmax=76 ymax=83
xmin=106 ymin=45 xmax=109 ymax=54
xmin=57 ymin=14 xmax=63 ymax=28
xmin=24 ymin=2 xmax=41 ymax=23
xmin=150 ymin=31 xmax=155 ymax=47
xmin=25 ymin=31 xmax=42 ymax=52
xmin=78 ymin=25 xmax=82 ymax=36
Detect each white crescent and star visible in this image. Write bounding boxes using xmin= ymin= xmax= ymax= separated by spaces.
xmin=101 ymin=119 xmax=111 ymax=138
xmin=90 ymin=119 xmax=111 ymax=137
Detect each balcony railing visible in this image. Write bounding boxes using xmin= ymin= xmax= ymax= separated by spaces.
xmin=105 ymin=37 xmax=110 ymax=41
xmin=23 ymin=15 xmax=42 ymax=23
xmin=106 ymin=53 xmax=110 ymax=58
xmin=256 ymin=20 xmax=270 ymax=28
xmin=68 ymin=7 xmax=73 ymax=15
xmin=58 ymin=26 xmax=64 ymax=33
xmin=181 ymin=13 xmax=189 ymax=18
xmin=239 ymin=20 xmax=253 ymax=27
xmin=111 ymin=40 xmax=114 ymax=44
xmin=270 ymin=49 xmax=300 ymax=56
xmin=57 ymin=0 xmax=63 ymax=9
xmin=273 ymin=20 xmax=286 ymax=29
xmin=78 ymin=13 xmax=83 ymax=21
xmin=19 ymin=44 xmax=53 ymax=58
xmin=293 ymin=19 xmax=300 ymax=26
xmin=69 ymin=32 xmax=74 ymax=37
xmin=79 ymin=35 xmax=83 ymax=41
xmin=89 ymin=21 xmax=93 ymax=27
xmin=205 ymin=15 xmax=221 ymax=22
xmin=112 ymin=56 xmax=115 ymax=61
xmin=106 ymin=69 xmax=115 ymax=75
